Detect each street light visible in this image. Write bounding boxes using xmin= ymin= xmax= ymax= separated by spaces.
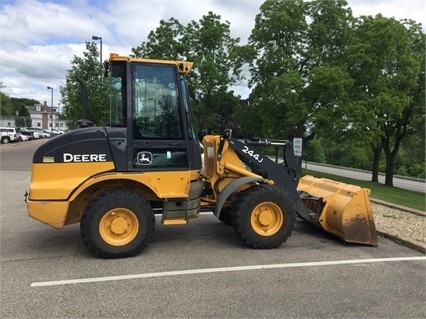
xmin=92 ymin=35 xmax=102 ymax=65
xmin=47 ymin=86 xmax=53 ymax=132
xmin=57 ymin=103 xmax=61 ymax=129
xmin=92 ymin=35 xmax=107 ymax=123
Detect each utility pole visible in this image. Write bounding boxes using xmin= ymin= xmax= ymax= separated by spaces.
xmin=47 ymin=86 xmax=54 ymax=132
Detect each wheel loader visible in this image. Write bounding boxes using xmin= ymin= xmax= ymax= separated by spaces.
xmin=25 ymin=53 xmax=377 ymax=258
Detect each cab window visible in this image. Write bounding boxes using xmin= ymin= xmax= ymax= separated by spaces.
xmin=133 ymin=64 xmax=181 ymax=139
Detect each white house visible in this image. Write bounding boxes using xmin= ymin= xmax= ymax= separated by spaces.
xmin=0 ymin=101 xmax=68 ymax=131
xmin=25 ymin=101 xmax=65 ymax=131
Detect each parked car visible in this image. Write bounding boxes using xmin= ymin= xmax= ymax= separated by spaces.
xmin=51 ymin=129 xmax=64 ymax=136
xmin=42 ymin=129 xmax=52 ymax=138
xmin=0 ymin=128 xmax=10 ymax=144
xmin=27 ymin=128 xmax=43 ymax=139
xmin=18 ymin=133 xmax=29 ymax=141
xmin=0 ymin=127 xmax=20 ymax=144
xmin=20 ymin=129 xmax=38 ymax=140
xmin=33 ymin=129 xmax=50 ymax=138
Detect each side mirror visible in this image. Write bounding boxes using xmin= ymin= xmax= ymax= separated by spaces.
xmin=223 ymin=128 xmax=232 ymax=140
xmin=198 ymin=129 xmax=209 ymax=140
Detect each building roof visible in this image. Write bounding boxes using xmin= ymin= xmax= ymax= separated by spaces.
xmin=26 ymin=104 xmax=57 ymax=114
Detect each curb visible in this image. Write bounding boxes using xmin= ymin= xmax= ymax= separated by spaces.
xmin=371 ymin=199 xmax=426 ymax=254
xmin=377 ymin=230 xmax=426 ymax=254
xmin=370 ymin=198 xmax=426 ymax=217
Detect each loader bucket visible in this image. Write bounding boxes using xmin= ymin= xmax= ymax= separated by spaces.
xmin=297 ymin=175 xmax=378 ymax=246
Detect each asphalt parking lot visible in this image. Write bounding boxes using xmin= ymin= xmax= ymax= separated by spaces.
xmin=1 ymin=140 xmax=425 ymax=319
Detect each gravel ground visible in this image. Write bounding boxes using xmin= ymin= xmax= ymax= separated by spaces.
xmin=372 ymin=202 xmax=426 ymax=253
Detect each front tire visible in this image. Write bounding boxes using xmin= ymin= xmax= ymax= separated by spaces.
xmin=232 ymin=185 xmax=296 ymax=249
xmin=218 ymin=208 xmax=233 ymax=225
xmin=80 ymin=188 xmax=155 ymax=258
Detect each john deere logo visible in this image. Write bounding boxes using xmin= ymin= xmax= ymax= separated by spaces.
xmin=137 ymin=151 xmax=153 ymax=165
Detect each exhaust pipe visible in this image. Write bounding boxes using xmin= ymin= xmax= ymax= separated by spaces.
xmin=75 ymin=76 xmax=93 ymax=128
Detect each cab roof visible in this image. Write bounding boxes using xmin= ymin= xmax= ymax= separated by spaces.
xmin=108 ymin=53 xmax=193 ymax=75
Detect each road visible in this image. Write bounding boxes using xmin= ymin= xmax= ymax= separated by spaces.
xmin=0 ymin=140 xmax=425 ymax=319
xmin=304 ymin=162 xmax=426 ymax=193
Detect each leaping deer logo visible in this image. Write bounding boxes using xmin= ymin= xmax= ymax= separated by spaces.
xmin=137 ymin=151 xmax=153 ymax=165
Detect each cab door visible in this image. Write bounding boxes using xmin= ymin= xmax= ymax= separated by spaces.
xmin=129 ymin=62 xmax=201 ymax=172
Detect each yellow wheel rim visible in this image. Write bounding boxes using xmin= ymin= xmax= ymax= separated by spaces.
xmin=99 ymin=208 xmax=139 ymax=246
xmin=250 ymin=202 xmax=284 ymax=236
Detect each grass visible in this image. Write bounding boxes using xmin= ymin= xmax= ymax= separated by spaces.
xmin=302 ymin=169 xmax=425 ymax=212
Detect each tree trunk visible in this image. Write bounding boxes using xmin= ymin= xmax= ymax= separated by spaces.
xmin=382 ymin=136 xmax=402 ymax=187
xmin=384 ymin=155 xmax=395 ymax=187
xmin=371 ymin=144 xmax=382 ymax=182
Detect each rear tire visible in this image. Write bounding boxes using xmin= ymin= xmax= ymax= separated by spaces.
xmin=1 ymin=136 xmax=10 ymax=144
xmin=80 ymin=188 xmax=155 ymax=258
xmin=231 ymin=185 xmax=296 ymax=249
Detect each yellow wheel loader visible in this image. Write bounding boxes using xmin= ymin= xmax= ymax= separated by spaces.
xmin=25 ymin=53 xmax=377 ymax=258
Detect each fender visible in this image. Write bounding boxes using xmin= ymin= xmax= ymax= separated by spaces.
xmin=68 ymin=170 xmax=196 ymax=202
xmin=215 ymin=176 xmax=266 ymax=218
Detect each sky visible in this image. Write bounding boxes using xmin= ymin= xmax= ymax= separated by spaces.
xmin=0 ymin=0 xmax=425 ymax=109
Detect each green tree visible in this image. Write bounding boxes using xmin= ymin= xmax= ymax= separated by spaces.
xmin=184 ymin=12 xmax=242 ymax=132
xmin=345 ymin=16 xmax=425 ymax=186
xmin=132 ymin=12 xmax=243 ymax=133
xmin=0 ymin=91 xmax=13 ymax=116
xmin=246 ymin=0 xmax=353 ymax=144
xmin=396 ymin=134 xmax=425 ymax=179
xmin=13 ymin=99 xmax=34 ymax=128
xmin=1 ymin=85 xmax=37 ymax=126
xmin=11 ymin=97 xmax=39 ymax=113
xmin=132 ymin=18 xmax=186 ymax=60
xmin=60 ymin=41 xmax=110 ymax=128
xmin=233 ymin=99 xmax=263 ymax=137
xmin=302 ymin=137 xmax=326 ymax=163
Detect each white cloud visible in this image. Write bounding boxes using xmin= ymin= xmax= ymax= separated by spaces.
xmin=349 ymin=0 xmax=425 ymax=26
xmin=0 ymin=0 xmax=424 ymax=106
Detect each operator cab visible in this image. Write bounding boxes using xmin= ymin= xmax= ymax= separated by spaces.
xmin=105 ymin=54 xmax=202 ymax=172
